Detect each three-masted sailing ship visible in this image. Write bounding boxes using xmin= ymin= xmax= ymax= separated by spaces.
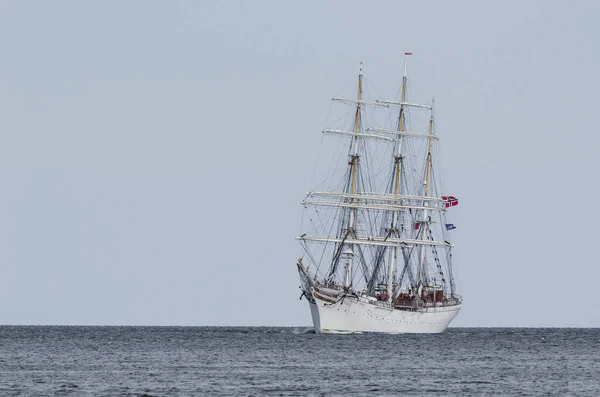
xmin=296 ymin=54 xmax=462 ymax=333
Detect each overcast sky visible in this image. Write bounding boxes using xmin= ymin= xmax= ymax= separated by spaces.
xmin=1 ymin=0 xmax=599 ymax=327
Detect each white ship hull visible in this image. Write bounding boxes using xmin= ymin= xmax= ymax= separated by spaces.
xmin=307 ymin=293 xmax=461 ymax=334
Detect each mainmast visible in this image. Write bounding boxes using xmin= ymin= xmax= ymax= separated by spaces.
xmin=418 ymin=101 xmax=435 ymax=289
xmin=386 ymin=53 xmax=410 ymax=304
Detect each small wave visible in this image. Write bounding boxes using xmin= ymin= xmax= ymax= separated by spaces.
xmin=59 ymin=383 xmax=79 ymax=389
xmin=292 ymin=327 xmax=316 ymax=334
xmin=457 ymin=380 xmax=494 ymax=385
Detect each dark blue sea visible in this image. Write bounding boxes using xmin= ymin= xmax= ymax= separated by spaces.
xmin=0 ymin=326 xmax=598 ymax=396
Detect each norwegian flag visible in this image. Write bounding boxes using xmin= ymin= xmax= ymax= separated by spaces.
xmin=442 ymin=196 xmax=458 ymax=208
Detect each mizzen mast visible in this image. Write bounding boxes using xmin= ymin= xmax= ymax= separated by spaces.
xmin=418 ymin=100 xmax=436 ymax=290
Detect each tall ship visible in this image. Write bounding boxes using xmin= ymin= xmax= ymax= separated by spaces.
xmin=296 ymin=53 xmax=462 ymax=333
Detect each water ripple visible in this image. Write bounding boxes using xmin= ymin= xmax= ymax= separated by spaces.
xmin=0 ymin=326 xmax=598 ymax=396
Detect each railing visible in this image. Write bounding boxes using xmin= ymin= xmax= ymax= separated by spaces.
xmin=394 ymin=297 xmax=462 ymax=311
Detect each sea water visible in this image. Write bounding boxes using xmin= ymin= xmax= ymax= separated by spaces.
xmin=0 ymin=326 xmax=598 ymax=396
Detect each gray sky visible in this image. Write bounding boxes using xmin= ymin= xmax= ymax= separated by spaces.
xmin=1 ymin=0 xmax=599 ymax=327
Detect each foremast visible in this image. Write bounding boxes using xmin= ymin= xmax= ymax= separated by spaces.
xmin=344 ymin=63 xmax=363 ymax=290
xmin=348 ymin=63 xmax=362 ymax=235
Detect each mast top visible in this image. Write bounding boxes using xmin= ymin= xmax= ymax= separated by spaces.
xmin=359 ymin=62 xmax=363 ymax=76
xmin=403 ymin=52 xmax=412 ymax=78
